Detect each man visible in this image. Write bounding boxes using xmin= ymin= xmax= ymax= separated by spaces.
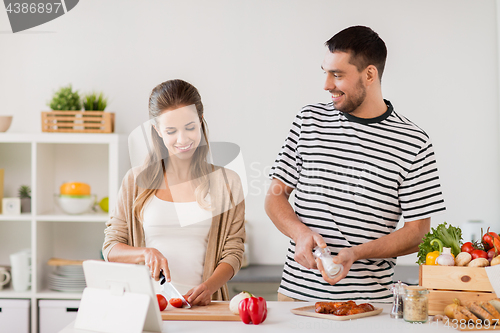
xmin=265 ymin=26 xmax=445 ymax=302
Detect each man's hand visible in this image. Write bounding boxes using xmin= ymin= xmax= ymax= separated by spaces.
xmin=316 ymin=247 xmax=356 ymax=285
xmin=294 ymin=230 xmax=327 ymax=269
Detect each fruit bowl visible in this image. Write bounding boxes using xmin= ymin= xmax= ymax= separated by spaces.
xmin=55 ymin=194 xmax=96 ymax=215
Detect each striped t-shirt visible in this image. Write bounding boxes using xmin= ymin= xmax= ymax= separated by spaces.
xmin=269 ymin=100 xmax=446 ymax=302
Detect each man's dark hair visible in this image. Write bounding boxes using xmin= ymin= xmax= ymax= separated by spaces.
xmin=325 ymin=26 xmax=387 ymax=80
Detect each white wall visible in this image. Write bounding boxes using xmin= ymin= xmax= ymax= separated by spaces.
xmin=1 ymin=0 xmax=499 ymax=265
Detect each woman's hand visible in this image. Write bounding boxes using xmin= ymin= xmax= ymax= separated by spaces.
xmin=143 ymin=247 xmax=170 ymax=282
xmin=184 ymin=282 xmax=214 ymax=306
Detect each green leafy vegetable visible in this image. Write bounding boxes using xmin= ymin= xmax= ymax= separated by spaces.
xmin=416 ymin=222 xmax=462 ymax=265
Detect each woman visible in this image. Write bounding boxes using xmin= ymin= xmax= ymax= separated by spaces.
xmin=103 ymin=79 xmax=245 ymax=305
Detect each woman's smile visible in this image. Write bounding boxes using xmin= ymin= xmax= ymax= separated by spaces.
xmin=175 ymin=142 xmax=194 ymax=152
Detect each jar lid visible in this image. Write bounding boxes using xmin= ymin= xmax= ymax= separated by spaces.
xmin=405 ymin=286 xmax=428 ymax=295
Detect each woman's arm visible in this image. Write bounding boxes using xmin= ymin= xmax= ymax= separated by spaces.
xmin=107 ymin=243 xmax=172 ymax=282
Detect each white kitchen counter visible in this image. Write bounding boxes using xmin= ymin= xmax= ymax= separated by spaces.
xmin=59 ymin=301 xmax=471 ymax=333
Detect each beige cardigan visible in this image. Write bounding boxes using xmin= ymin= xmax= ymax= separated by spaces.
xmin=102 ymin=165 xmax=246 ymax=300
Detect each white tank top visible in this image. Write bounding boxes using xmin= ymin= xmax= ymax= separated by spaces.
xmin=143 ymin=194 xmax=212 ymax=295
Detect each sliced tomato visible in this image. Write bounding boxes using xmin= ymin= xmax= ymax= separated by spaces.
xmin=156 ymin=294 xmax=168 ymax=311
xmin=169 ymin=298 xmax=183 ymax=308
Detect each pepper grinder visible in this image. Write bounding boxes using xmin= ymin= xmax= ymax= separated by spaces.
xmin=390 ymin=280 xmax=407 ymax=319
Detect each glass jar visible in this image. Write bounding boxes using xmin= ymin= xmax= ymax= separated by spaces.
xmin=403 ymin=286 xmax=429 ymax=323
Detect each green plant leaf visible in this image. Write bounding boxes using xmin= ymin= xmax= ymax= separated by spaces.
xmin=83 ymin=91 xmax=108 ymax=111
xmin=48 ymin=84 xmax=82 ymax=111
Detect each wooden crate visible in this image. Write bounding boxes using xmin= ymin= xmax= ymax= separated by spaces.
xmin=41 ymin=111 xmax=115 ymax=133
xmin=419 ymin=265 xmax=497 ymax=315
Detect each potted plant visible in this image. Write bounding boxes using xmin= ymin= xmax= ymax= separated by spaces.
xmin=47 ymin=84 xmax=82 ymax=111
xmin=42 ymin=85 xmax=114 ymax=133
xmin=82 ymin=92 xmax=108 ymax=111
xmin=18 ymin=185 xmax=31 ymax=213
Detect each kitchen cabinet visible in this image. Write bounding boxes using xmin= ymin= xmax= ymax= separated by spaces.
xmin=0 ymin=299 xmax=30 ymax=333
xmin=39 ymin=300 xmax=80 ymax=333
xmin=0 ymin=133 xmax=128 ymax=333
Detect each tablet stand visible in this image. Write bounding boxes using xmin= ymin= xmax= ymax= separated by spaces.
xmin=74 ymin=283 xmax=154 ymax=333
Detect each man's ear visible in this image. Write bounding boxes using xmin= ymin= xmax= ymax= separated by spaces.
xmin=365 ymin=65 xmax=378 ymax=85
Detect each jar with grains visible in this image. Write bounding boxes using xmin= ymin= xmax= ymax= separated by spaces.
xmin=403 ymin=286 xmax=429 ymax=323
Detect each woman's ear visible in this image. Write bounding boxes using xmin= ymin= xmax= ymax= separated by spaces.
xmin=153 ymin=124 xmax=162 ymax=138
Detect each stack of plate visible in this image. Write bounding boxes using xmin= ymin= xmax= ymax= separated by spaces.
xmin=48 ymin=265 xmax=86 ymax=292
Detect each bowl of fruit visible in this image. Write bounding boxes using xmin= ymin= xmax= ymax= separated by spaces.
xmin=55 ymin=182 xmax=96 ymax=215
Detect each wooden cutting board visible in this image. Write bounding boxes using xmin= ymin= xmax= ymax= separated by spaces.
xmin=160 ymin=301 xmax=241 ymax=321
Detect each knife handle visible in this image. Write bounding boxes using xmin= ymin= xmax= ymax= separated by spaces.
xmin=159 ymin=270 xmax=166 ymax=285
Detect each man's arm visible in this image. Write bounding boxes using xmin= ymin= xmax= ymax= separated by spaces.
xmin=265 ymin=178 xmax=326 ymax=269
xmin=317 ymin=217 xmax=430 ymax=285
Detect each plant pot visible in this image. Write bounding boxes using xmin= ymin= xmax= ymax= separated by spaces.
xmin=20 ymin=198 xmax=31 ymax=213
xmin=41 ymin=111 xmax=115 ymax=133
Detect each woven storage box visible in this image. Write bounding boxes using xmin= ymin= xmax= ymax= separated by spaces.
xmin=419 ymin=265 xmax=497 ymax=315
xmin=41 ymin=111 xmax=115 ymax=133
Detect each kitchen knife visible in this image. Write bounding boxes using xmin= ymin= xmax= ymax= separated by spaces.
xmin=159 ymin=271 xmax=191 ymax=308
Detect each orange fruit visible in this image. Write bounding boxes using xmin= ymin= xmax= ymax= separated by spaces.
xmin=60 ymin=182 xmax=91 ymax=196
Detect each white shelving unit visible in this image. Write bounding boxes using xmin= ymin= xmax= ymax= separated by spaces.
xmin=0 ymin=132 xmax=128 ymax=333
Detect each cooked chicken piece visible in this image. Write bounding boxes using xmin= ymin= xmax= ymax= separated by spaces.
xmin=346 ymin=307 xmax=366 ymax=315
xmin=358 ymin=303 xmax=375 ymax=312
xmin=314 ymin=300 xmax=375 ymax=316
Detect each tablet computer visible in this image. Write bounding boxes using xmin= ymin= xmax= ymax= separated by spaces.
xmin=80 ymin=260 xmax=162 ymax=333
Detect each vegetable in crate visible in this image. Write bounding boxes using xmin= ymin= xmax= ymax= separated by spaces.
xmin=416 ymin=222 xmax=462 ymax=265
xmin=482 ymin=227 xmax=500 ymax=252
xmin=426 ymin=250 xmax=440 ymax=265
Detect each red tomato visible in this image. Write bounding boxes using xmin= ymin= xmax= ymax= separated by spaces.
xmin=461 ymin=242 xmax=475 ymax=254
xmin=157 ymin=294 xmax=168 ymax=311
xmin=482 ymin=229 xmax=500 ymax=251
xmin=471 ymin=249 xmax=488 ymax=260
xmin=169 ymin=298 xmax=183 ymax=308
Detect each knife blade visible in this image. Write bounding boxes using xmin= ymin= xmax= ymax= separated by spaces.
xmin=159 ymin=270 xmax=191 ymax=308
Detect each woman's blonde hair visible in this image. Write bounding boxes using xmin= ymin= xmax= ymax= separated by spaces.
xmin=133 ymin=79 xmax=212 ymax=222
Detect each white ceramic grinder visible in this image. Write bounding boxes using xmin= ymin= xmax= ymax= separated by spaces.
xmin=313 ymin=246 xmax=343 ymax=279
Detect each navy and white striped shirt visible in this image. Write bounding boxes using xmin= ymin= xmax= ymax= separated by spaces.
xmin=269 ymin=100 xmax=446 ymax=302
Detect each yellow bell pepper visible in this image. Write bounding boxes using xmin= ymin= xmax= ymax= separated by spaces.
xmin=426 ymin=251 xmax=440 ymax=265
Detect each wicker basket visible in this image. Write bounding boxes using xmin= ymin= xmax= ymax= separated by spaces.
xmin=41 ymin=111 xmax=115 ymax=133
